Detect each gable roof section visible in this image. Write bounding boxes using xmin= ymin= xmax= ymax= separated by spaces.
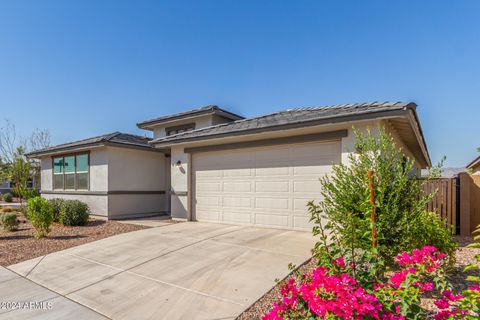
xmin=150 ymin=102 xmax=431 ymax=167
xmin=137 ymin=105 xmax=244 ymax=130
xmin=26 ymin=132 xmax=156 ymax=158
xmin=467 ymin=155 xmax=480 ymax=169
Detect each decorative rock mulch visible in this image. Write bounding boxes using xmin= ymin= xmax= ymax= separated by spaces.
xmin=0 ymin=211 xmax=150 ymax=266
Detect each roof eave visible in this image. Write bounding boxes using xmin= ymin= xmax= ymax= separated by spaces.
xmin=467 ymin=156 xmax=480 ymax=169
xmin=26 ymin=141 xmax=163 ymax=158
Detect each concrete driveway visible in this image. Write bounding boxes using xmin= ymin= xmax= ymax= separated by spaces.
xmin=6 ymin=222 xmax=314 ymax=320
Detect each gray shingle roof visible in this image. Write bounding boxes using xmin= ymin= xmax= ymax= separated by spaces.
xmin=137 ymin=105 xmax=244 ymax=129
xmin=151 ymin=101 xmax=416 ymax=145
xmin=27 ymin=132 xmax=153 ymax=157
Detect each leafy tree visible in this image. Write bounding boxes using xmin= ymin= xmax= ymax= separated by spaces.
xmin=7 ymin=147 xmax=31 ymax=202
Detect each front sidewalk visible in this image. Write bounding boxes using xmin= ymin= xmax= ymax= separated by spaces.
xmin=0 ymin=266 xmax=107 ymax=320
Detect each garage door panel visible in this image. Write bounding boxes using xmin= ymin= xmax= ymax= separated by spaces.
xmin=293 ymin=216 xmax=312 ymax=230
xmin=254 ymin=147 xmax=291 ymax=161
xmin=223 ymin=168 xmax=253 ymax=177
xmin=223 ymin=181 xmax=252 ymax=192
xmin=294 ymin=198 xmax=323 ymax=212
xmin=196 ymin=182 xmax=222 ymax=192
xmin=255 ymin=181 xmax=290 ymax=193
xmin=255 ymin=213 xmax=289 ymax=228
xmin=195 ymin=170 xmax=222 ymax=178
xmin=223 ymin=212 xmax=252 ymax=224
xmin=193 ymin=140 xmax=340 ymax=230
xmin=254 ymin=198 xmax=290 ymax=210
xmin=196 ymin=196 xmax=221 ymax=207
xmin=293 ymin=180 xmax=323 ymax=193
xmin=223 ymin=197 xmax=252 ymax=209
xmin=194 ymin=209 xmax=221 ymax=222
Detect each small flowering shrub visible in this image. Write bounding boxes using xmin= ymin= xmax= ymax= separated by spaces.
xmin=431 ymin=226 xmax=480 ymax=319
xmin=263 ymin=247 xmax=449 ymax=320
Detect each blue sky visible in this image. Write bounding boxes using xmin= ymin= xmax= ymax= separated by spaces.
xmin=0 ymin=0 xmax=478 ymax=167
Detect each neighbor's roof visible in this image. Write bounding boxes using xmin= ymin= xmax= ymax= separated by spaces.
xmin=151 ymin=101 xmax=431 ymax=167
xmin=137 ymin=105 xmax=245 ymax=129
xmin=467 ymin=155 xmax=480 ymax=169
xmin=26 ymin=132 xmax=155 ymax=157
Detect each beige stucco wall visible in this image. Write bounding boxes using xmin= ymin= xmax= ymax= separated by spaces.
xmin=381 ymin=120 xmax=422 ymax=174
xmin=39 ymin=146 xmax=167 ymax=219
xmin=152 ymin=115 xmax=215 ymax=139
xmin=42 ymin=193 xmax=109 ymax=218
xmin=107 ymin=147 xmax=165 ymax=191
xmin=108 ymin=194 xmax=165 ymax=219
xmin=170 ymin=147 xmax=189 ymax=219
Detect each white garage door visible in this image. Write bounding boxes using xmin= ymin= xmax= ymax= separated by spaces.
xmin=192 ymin=140 xmax=341 ymax=230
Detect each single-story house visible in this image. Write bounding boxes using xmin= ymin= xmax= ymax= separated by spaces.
xmin=467 ymin=156 xmax=480 ymax=175
xmin=27 ymin=102 xmax=431 ymax=230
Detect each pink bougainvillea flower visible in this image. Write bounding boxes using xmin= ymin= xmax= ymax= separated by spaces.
xmin=434 ymin=298 xmax=450 ymax=310
xmin=434 ymin=310 xmax=456 ymax=320
xmin=333 ymin=257 xmax=345 ymax=268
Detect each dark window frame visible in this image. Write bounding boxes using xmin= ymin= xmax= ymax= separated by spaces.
xmin=52 ymin=152 xmax=90 ymax=191
xmin=165 ymin=123 xmax=196 ymax=136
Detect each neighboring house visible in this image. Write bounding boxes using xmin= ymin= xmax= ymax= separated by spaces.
xmin=27 ymin=102 xmax=431 ymax=230
xmin=467 ymin=156 xmax=480 ymax=175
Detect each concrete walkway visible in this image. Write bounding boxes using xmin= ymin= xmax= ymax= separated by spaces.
xmin=0 ymin=266 xmax=107 ymax=320
xmin=6 ymin=222 xmax=314 ymax=320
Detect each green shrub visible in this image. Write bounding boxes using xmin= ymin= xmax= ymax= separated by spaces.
xmin=23 ymin=189 xmax=40 ymax=200
xmin=0 ymin=212 xmax=18 ymax=231
xmin=60 ymin=200 xmax=89 ymax=226
xmin=48 ymin=198 xmax=65 ymax=222
xmin=27 ymin=197 xmax=53 ymax=238
xmin=311 ymin=127 xmax=445 ymax=268
xmin=1 ymin=206 xmax=14 ymax=213
xmin=3 ymin=193 xmax=13 ymax=203
xmin=408 ymin=211 xmax=457 ymax=267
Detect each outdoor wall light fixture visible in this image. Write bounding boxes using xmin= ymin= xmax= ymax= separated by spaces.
xmin=175 ymin=160 xmax=182 ymax=168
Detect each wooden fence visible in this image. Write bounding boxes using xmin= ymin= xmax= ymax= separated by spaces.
xmin=458 ymin=173 xmax=480 ymax=235
xmin=422 ymin=178 xmax=457 ymax=233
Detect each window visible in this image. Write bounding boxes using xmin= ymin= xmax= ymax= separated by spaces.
xmin=166 ymin=123 xmax=195 ymax=136
xmin=53 ymin=153 xmax=89 ymax=190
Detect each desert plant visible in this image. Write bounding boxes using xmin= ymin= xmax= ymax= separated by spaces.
xmin=27 ymin=196 xmax=53 ymax=238
xmin=311 ymin=127 xmax=444 ymax=266
xmin=60 ymin=200 xmax=89 ymax=226
xmin=2 ymin=193 xmax=12 ymax=203
xmin=0 ymin=212 xmax=18 ymax=231
xmin=48 ymin=198 xmax=65 ymax=222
